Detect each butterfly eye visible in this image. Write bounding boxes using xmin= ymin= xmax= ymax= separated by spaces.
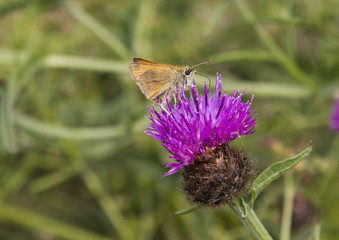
xmin=184 ymin=69 xmax=191 ymax=76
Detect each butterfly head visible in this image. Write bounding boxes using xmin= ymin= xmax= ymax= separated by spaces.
xmin=182 ymin=67 xmax=196 ymax=87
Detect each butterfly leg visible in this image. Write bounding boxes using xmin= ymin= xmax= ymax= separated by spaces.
xmin=173 ymin=92 xmax=177 ymax=107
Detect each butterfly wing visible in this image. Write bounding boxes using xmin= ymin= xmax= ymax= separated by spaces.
xmin=131 ymin=58 xmax=184 ymax=69
xmin=133 ymin=68 xmax=173 ymax=99
xmin=129 ymin=59 xmax=182 ymax=99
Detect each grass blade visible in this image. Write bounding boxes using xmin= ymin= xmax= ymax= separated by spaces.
xmin=204 ymin=1 xmax=229 ymax=35
xmin=0 ymin=203 xmax=114 ymax=240
xmin=210 ymin=50 xmax=274 ymax=63
xmin=1 ymin=86 xmax=17 ymax=152
xmin=131 ymin=0 xmax=157 ymax=55
xmin=233 ymin=0 xmax=317 ymax=91
xmin=0 ymin=50 xmax=129 ymax=73
xmin=0 ymin=50 xmax=42 ymax=153
xmin=13 ymin=111 xmax=147 ymax=140
xmin=65 ymin=1 xmax=131 ymax=60
xmin=63 ymin=141 xmax=133 ymax=240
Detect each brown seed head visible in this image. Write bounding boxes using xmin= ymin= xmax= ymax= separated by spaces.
xmin=181 ymin=144 xmax=253 ymax=208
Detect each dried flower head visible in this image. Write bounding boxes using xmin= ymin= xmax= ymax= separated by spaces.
xmin=181 ymin=145 xmax=253 ymax=207
xmin=146 ymin=74 xmax=257 ymax=206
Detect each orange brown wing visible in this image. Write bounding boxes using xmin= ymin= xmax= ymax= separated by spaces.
xmin=131 ymin=58 xmax=187 ymax=72
xmin=132 ymin=67 xmax=175 ymax=99
xmin=132 ymin=58 xmax=160 ymax=65
xmin=129 ymin=58 xmax=187 ymax=99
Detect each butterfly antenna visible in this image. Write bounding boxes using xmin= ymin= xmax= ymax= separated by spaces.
xmin=196 ymin=72 xmax=211 ymax=88
xmin=192 ymin=59 xmax=211 ymax=68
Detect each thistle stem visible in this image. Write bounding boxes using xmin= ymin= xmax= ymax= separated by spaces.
xmin=230 ymin=198 xmax=272 ymax=240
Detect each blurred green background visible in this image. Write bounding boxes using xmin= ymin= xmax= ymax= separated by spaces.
xmin=0 ymin=0 xmax=338 ymax=239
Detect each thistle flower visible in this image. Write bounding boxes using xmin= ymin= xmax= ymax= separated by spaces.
xmin=146 ymin=74 xmax=257 ymax=206
xmin=330 ymin=99 xmax=339 ymax=132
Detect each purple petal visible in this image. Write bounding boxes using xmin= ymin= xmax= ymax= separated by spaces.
xmin=145 ymin=73 xmax=257 ymax=176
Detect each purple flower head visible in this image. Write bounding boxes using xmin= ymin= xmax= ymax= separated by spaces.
xmin=146 ymin=74 xmax=257 ymax=176
xmin=330 ymin=99 xmax=339 ymax=132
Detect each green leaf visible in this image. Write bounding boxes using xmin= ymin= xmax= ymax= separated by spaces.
xmin=172 ymin=205 xmax=199 ymax=216
xmin=248 ymin=146 xmax=312 ymax=206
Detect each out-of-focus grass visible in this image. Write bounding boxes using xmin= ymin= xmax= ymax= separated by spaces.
xmin=0 ymin=0 xmax=338 ymax=239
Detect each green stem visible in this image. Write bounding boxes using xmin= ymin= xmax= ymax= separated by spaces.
xmin=280 ymin=172 xmax=295 ymax=240
xmin=231 ymin=198 xmax=272 ymax=240
xmin=283 ymin=0 xmax=296 ymax=59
